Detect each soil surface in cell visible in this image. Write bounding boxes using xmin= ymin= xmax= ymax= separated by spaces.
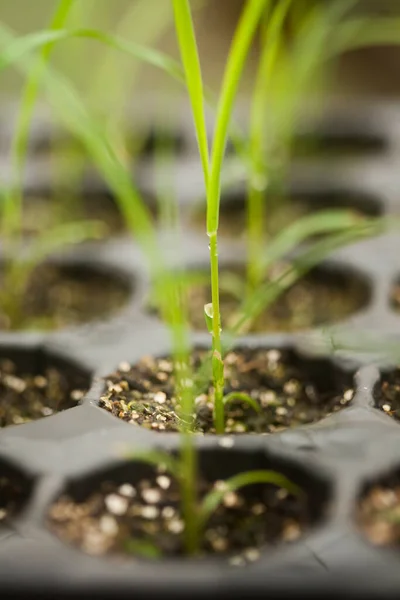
xmin=374 ymin=370 xmax=400 ymax=422
xmin=390 ymin=281 xmax=400 ymax=316
xmin=190 ymin=193 xmax=379 ymax=240
xmin=100 ymin=348 xmax=354 ymax=434
xmin=48 ymin=464 xmax=310 ymax=562
xmin=357 ymin=479 xmax=400 ymax=547
xmin=0 ymin=262 xmax=130 ymax=331
xmin=20 ymin=193 xmax=125 ymax=238
xmin=0 ymin=357 xmax=88 ymax=427
xmin=0 ymin=474 xmax=29 ymax=525
xmin=166 ymin=266 xmax=369 ymax=333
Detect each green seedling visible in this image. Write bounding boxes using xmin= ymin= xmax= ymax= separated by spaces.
xmin=172 ymin=0 xmax=272 ymax=433
xmin=1 ymin=0 xmax=397 ymax=400
xmin=126 ymin=448 xmax=302 ymax=557
xmin=2 ymin=0 xmax=399 ymax=562
xmin=245 ymin=0 xmax=370 ymax=294
xmin=0 ymin=0 xmax=107 ymax=330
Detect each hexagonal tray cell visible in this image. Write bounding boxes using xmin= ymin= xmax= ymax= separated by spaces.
xmin=0 ymin=345 xmax=91 ymax=427
xmin=189 ymin=187 xmax=382 ymax=240
xmin=0 ymin=260 xmax=132 ymax=331
xmin=10 ymin=185 xmax=160 ymax=240
xmin=356 ymin=463 xmax=400 ymax=549
xmin=99 ymin=347 xmax=355 ymax=434
xmin=373 ymin=369 xmax=400 ymax=422
xmin=148 ymin=263 xmax=371 ymax=334
xmin=47 ymin=447 xmax=331 ymax=563
xmin=0 ymin=457 xmax=34 ymax=530
xmin=13 ymin=188 xmax=125 ymax=239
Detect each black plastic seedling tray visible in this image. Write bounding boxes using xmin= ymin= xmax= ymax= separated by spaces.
xmin=1 ymin=99 xmax=400 ymax=599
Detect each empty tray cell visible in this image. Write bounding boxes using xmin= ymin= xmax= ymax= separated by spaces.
xmin=99 ymin=346 xmax=355 ymax=434
xmin=0 ymin=345 xmax=91 ymax=428
xmin=48 ymin=447 xmax=331 ymax=562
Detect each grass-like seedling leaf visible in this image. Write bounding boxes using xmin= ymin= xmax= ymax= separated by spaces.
xmin=0 ymin=15 xmax=189 ymax=330
xmin=27 ymin=219 xmax=106 ymax=263
xmin=124 ymin=538 xmax=162 ymax=559
xmin=172 ymin=0 xmax=269 ymax=434
xmin=247 ymin=0 xmax=291 ymax=292
xmin=223 ymin=392 xmax=261 ymax=415
xmin=243 ymin=0 xmax=371 ymax=291
xmin=2 ymin=0 xmax=74 ymax=241
xmin=0 ymin=28 xmax=185 ymax=83
xmin=329 ymin=16 xmax=400 ymax=57
xmin=0 ymin=23 xmax=160 ymax=261
xmin=172 ymin=0 xmax=209 ymax=184
xmin=229 ymin=217 xmax=387 ymax=336
xmin=255 ymin=209 xmax=376 ymax=274
xmin=198 ymin=469 xmax=302 ymax=529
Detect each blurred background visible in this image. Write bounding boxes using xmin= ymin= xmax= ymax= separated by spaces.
xmin=1 ymin=0 xmax=400 ymax=103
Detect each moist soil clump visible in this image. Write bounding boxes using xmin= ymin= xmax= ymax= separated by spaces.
xmin=0 ymin=358 xmax=88 ymax=427
xmin=357 ymin=479 xmax=400 ymax=547
xmin=0 ymin=263 xmax=130 ymax=331
xmin=179 ymin=266 xmax=368 ymax=333
xmin=100 ymin=348 xmax=354 ymax=434
xmin=48 ymin=464 xmax=310 ymax=561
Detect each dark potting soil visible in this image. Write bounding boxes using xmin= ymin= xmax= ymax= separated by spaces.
xmin=0 ymin=357 xmax=88 ymax=427
xmin=48 ymin=463 xmax=310 ymax=562
xmin=357 ymin=480 xmax=400 ymax=547
xmin=0 ymin=474 xmax=28 ymax=525
xmin=374 ymin=370 xmax=400 ymax=422
xmin=0 ymin=262 xmax=130 ymax=331
xmin=20 ymin=193 xmax=125 ymax=238
xmin=390 ymin=280 xmax=400 ymax=314
xmin=292 ymin=129 xmax=386 ymax=159
xmin=99 ymin=348 xmax=354 ymax=434
xmin=178 ymin=266 xmax=369 ymax=333
xmin=190 ymin=193 xmax=380 ymax=240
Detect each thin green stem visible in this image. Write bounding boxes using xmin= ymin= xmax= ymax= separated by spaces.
xmin=156 ymin=267 xmax=198 ymax=553
xmin=205 ymin=0 xmax=268 ymax=431
xmin=209 ymin=231 xmax=224 ymax=434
